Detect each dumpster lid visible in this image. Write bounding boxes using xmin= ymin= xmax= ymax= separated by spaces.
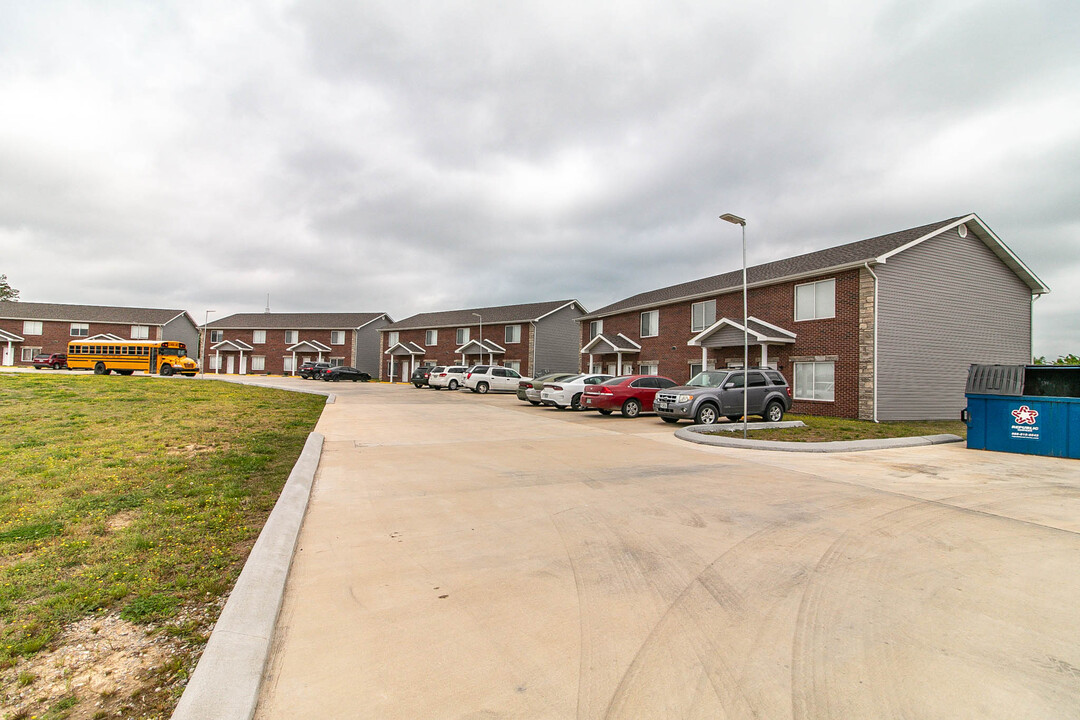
xmin=966 ymin=364 xmax=1025 ymax=396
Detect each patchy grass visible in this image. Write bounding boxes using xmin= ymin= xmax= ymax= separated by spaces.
xmin=713 ymin=414 xmax=967 ymax=442
xmin=0 ymin=374 xmax=324 ymax=718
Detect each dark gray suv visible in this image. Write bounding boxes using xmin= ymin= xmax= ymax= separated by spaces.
xmin=654 ymin=368 xmax=792 ymax=425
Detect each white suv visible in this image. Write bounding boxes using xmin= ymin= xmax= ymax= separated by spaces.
xmin=429 ymin=365 xmax=468 ymax=390
xmin=465 ymin=365 xmax=529 ymax=394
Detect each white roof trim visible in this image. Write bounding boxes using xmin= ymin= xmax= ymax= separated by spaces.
xmin=747 ymin=315 xmax=797 ymax=339
xmin=85 ymin=333 xmax=125 ymax=341
xmin=687 ymin=317 xmax=797 ymax=346
xmin=211 ymin=339 xmax=254 ymax=351
xmin=288 ymin=340 xmax=333 ymax=352
xmin=384 ymin=341 xmax=426 ymax=356
xmin=356 ymin=313 xmax=392 ymax=330
xmin=533 ymin=300 xmax=585 ymax=322
xmin=0 ymin=329 xmax=24 ymax=342
xmin=454 ymin=338 xmax=506 ymax=354
xmin=580 ymin=333 xmax=642 ymax=354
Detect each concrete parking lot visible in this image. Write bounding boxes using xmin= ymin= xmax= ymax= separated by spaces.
xmin=253 ymin=379 xmax=1080 ymax=719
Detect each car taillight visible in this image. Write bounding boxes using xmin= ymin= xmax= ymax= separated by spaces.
xmin=599 ymin=386 xmax=612 ymax=394
xmin=551 ymin=385 xmax=562 ymax=391
xmin=786 ymin=387 xmax=792 ymax=398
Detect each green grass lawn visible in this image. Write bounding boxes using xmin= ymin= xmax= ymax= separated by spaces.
xmin=719 ymin=414 xmax=968 ymax=442
xmin=0 ymin=373 xmax=324 ymax=715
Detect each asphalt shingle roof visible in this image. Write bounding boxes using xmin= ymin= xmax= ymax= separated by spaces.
xmin=206 ymin=312 xmax=388 ymax=329
xmin=0 ymin=301 xmax=191 ymax=325
xmin=581 ymin=217 xmax=967 ymax=319
xmin=385 ymin=300 xmax=581 ymax=330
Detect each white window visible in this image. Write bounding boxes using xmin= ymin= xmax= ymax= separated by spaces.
xmin=21 ymin=347 xmax=41 ymax=362
xmin=283 ymin=356 xmax=294 ymax=372
xmin=251 ymin=356 xmax=265 ymax=371
xmin=209 ymin=355 xmax=222 ymax=370
xmin=456 ymin=328 xmax=469 ymax=345
xmin=210 ymin=330 xmax=224 ymax=343
xmin=504 ymin=360 xmax=521 ymax=372
xmin=425 ymin=329 xmax=438 ymax=346
xmin=70 ymin=323 xmax=89 ymax=337
xmin=252 ymin=330 xmax=266 ymax=344
xmin=130 ymin=325 xmax=149 ymax=340
xmin=23 ymin=321 xmax=42 ymax=335
xmin=640 ymin=310 xmax=658 ymax=338
xmin=387 ymin=331 xmax=399 ymax=346
xmin=331 ymin=330 xmax=345 ymax=345
xmin=285 ymin=330 xmax=299 ymax=344
xmin=795 ymin=279 xmax=836 ymax=321
xmin=688 ymin=363 xmax=703 ymax=381
xmin=589 ymin=320 xmax=603 ymax=339
xmin=640 ymin=363 xmax=658 ymax=375
xmin=794 ymin=361 xmax=835 ymax=401
xmin=691 ymin=300 xmax=716 ymax=332
xmin=330 ymin=357 xmax=345 ymax=367
xmin=504 ymin=325 xmax=521 ymax=344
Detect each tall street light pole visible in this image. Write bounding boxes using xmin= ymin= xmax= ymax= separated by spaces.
xmin=720 ymin=213 xmax=749 ymax=439
xmin=472 ymin=312 xmax=484 ymax=365
xmin=201 ymin=310 xmax=215 ymax=378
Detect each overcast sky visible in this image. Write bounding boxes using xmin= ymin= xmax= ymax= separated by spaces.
xmin=1 ymin=1 xmax=1077 ymax=357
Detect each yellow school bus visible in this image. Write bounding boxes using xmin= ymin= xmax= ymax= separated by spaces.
xmin=66 ymin=340 xmax=200 ymax=376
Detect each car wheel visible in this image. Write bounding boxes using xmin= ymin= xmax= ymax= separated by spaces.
xmin=764 ymin=400 xmax=785 ymax=423
xmin=449 ymin=380 xmax=459 ymax=390
xmin=555 ymin=404 xmax=566 ymax=410
xmin=528 ymin=400 xmax=540 ymax=406
xmin=333 ymin=377 xmax=340 ymax=382
xmin=726 ymin=415 xmax=742 ymax=422
xmin=476 ymin=382 xmax=489 ymax=394
xmin=571 ymin=393 xmax=583 ymax=410
xmin=160 ymin=364 xmax=173 ymax=376
xmin=52 ymin=362 xmax=61 ymax=370
xmin=661 ymin=417 xmax=679 ymax=424
xmin=413 ymin=382 xmax=423 ymax=388
xmin=621 ymin=399 xmax=642 ymax=418
xmin=94 ymin=362 xmax=107 ymax=375
xmin=598 ymin=409 xmax=613 ymax=415
xmin=694 ymin=403 xmax=719 ymax=425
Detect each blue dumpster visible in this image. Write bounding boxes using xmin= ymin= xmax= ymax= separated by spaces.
xmin=963 ymin=364 xmax=1080 ymax=459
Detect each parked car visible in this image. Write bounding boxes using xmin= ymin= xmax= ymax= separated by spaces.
xmin=465 ymin=365 xmax=529 ymax=394
xmin=540 ymin=373 xmax=613 ymax=410
xmin=654 ymin=368 xmax=792 ymax=424
xmin=31 ymin=353 xmax=67 ymax=370
xmin=321 ymin=366 xmax=371 ymax=382
xmin=518 ymin=372 xmax=578 ymax=404
xmin=581 ymin=375 xmax=679 ymax=417
xmin=429 ymin=365 xmax=468 ymax=390
xmin=298 ymin=361 xmax=331 ymax=380
xmin=411 ymin=365 xmax=436 ymax=388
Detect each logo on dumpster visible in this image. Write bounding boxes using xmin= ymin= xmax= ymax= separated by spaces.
xmin=1011 ymin=405 xmax=1039 ymax=425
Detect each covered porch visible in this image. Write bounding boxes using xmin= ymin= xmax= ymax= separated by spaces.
xmin=581 ymin=333 xmax=641 ymax=375
xmin=210 ymin=339 xmax=255 ymax=375
xmin=454 ymin=338 xmax=505 ymax=367
xmin=0 ymin=328 xmax=24 ymax=366
xmin=385 ymin=341 xmax=427 ymax=382
xmin=287 ymin=340 xmax=333 ymax=376
xmin=688 ymin=316 xmax=796 ymax=370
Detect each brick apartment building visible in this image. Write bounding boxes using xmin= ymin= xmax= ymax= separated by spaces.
xmin=578 ymin=214 xmax=1048 ymax=420
xmin=0 ymin=301 xmax=199 ymax=367
xmin=202 ymin=312 xmax=391 ymax=376
xmin=378 ymin=300 xmax=585 ymax=381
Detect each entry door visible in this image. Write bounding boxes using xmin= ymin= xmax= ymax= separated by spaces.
xmin=226 ymin=355 xmax=235 ymax=374
xmin=239 ymin=355 xmax=247 ymax=375
xmin=606 ymin=363 xmax=616 ymax=375
xmin=1 ymin=345 xmax=12 ymax=366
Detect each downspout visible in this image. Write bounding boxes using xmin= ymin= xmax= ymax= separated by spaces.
xmin=864 ymin=263 xmax=879 ymax=423
xmin=1030 ymin=293 xmax=1040 ymax=363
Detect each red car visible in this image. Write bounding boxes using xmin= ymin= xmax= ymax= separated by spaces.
xmin=581 ymin=375 xmax=678 ymax=417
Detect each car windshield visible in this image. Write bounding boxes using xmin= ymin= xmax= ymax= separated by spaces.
xmin=686 ymin=371 xmax=727 ymax=388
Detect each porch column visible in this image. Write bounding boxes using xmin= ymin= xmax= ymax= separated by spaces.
xmin=390 ymin=355 xmax=395 ymax=382
xmin=291 ymin=351 xmax=297 ymax=376
xmin=760 ymin=344 xmax=769 ymax=369
xmin=588 ymin=353 xmax=594 ymax=374
xmin=617 ymin=352 xmax=622 ymax=375
xmin=239 ymin=350 xmax=245 ymax=375
xmin=701 ymin=345 xmax=707 ymax=369
xmin=215 ymin=349 xmax=220 ymax=374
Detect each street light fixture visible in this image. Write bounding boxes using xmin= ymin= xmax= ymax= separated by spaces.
xmin=720 ymin=213 xmax=749 ymax=439
xmin=201 ymin=310 xmax=215 ymax=378
xmin=472 ymin=312 xmax=484 ymax=365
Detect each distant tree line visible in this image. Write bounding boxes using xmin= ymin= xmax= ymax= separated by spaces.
xmin=1034 ymin=354 xmax=1080 ymax=366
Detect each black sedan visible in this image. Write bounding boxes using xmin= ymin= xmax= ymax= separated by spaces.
xmin=321 ymin=366 xmax=371 ymax=382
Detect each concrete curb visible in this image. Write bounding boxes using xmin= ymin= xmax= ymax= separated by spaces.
xmin=676 ymin=427 xmax=964 ymax=453
xmin=171 ymin=431 xmax=324 ymax=720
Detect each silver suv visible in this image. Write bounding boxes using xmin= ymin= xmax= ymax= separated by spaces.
xmin=654 ymin=368 xmax=792 ymax=425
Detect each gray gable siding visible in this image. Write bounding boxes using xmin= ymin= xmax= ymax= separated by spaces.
xmin=700 ymin=325 xmax=748 ymax=348
xmin=355 ymin=316 xmax=390 ymax=375
xmin=162 ymin=314 xmax=199 ymax=352
xmin=533 ymin=303 xmax=584 ymax=374
xmin=875 ymin=226 xmax=1032 ymax=420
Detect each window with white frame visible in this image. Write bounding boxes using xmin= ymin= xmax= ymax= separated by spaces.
xmin=456 ymin=327 xmax=469 ymax=345
xmin=131 ymin=325 xmax=149 ymax=340
xmin=330 ymin=357 xmax=345 ymax=367
xmin=387 ymin=331 xmax=399 ymax=346
xmin=794 ymin=361 xmax=835 ymax=401
xmin=688 ymin=363 xmax=703 ymax=381
xmin=640 ymin=310 xmax=658 ymax=338
xmin=252 ymin=330 xmax=266 ymax=344
xmin=795 ymin=279 xmax=836 ymax=321
xmin=330 ymin=330 xmax=345 ymax=345
xmin=251 ymin=356 xmax=265 ymax=371
xmin=70 ymin=323 xmax=89 ymax=337
xmin=589 ymin=320 xmax=603 ymax=339
xmin=285 ymin=330 xmax=299 ymax=344
xmin=209 ymin=355 xmax=222 ymax=370
xmin=210 ymin=330 xmax=224 ymax=343
xmin=21 ymin=347 xmax=41 ymax=362
xmin=23 ymin=321 xmax=42 ymax=335
xmin=425 ymin=329 xmax=438 ymax=346
xmin=283 ymin=356 xmax=294 ymax=372
xmin=504 ymin=360 xmax=521 ymax=372
xmin=691 ymin=300 xmax=716 ymax=332
xmin=504 ymin=324 xmax=521 ymax=344
xmin=639 ymin=363 xmax=658 ymax=375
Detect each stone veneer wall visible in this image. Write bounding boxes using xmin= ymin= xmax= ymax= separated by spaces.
xmin=857 ymin=267 xmax=876 ymax=421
